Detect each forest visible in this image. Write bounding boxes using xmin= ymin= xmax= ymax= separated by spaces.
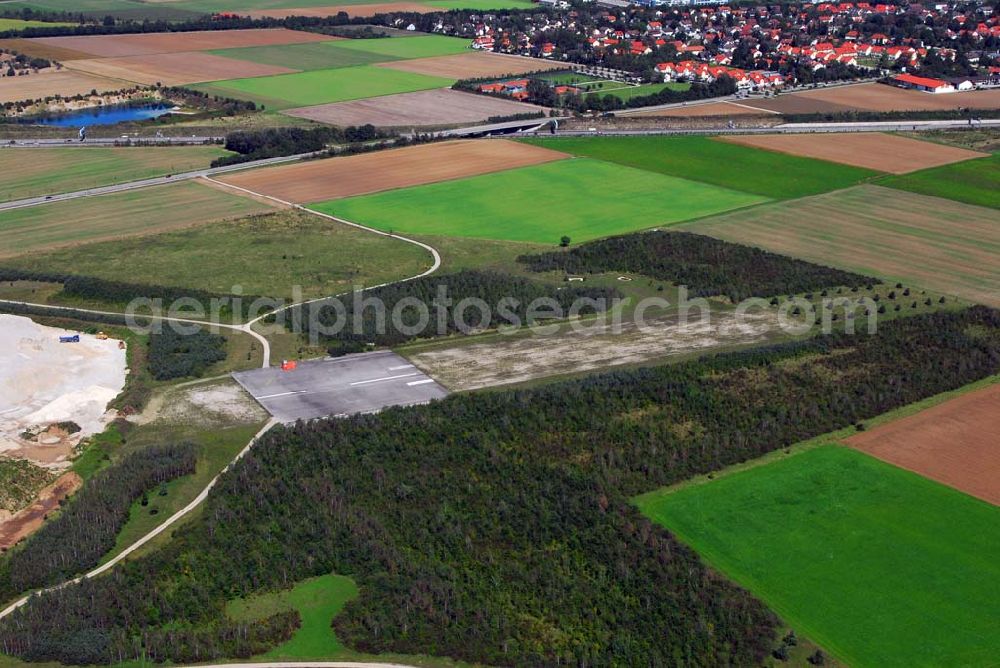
xmin=291 ymin=270 xmax=621 ymax=347
xmin=519 ymin=231 xmax=875 ymax=301
xmin=148 ymin=327 xmax=227 ymax=381
xmin=0 ymin=443 xmax=196 ymax=603
xmin=214 ymin=125 xmax=391 ymax=167
xmin=3 ymin=306 xmax=999 ymax=666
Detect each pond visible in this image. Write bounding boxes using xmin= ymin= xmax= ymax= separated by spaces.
xmin=21 ymin=102 xmax=174 ymax=127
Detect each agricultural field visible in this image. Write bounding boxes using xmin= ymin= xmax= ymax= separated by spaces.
xmin=637 ymin=445 xmax=1000 ymax=667
xmin=0 ymin=180 xmax=271 ymax=256
xmin=192 ymin=65 xmax=453 ymax=109
xmin=30 ymin=28 xmax=335 ymax=58
xmin=720 ymin=132 xmax=986 ymax=174
xmin=2 ymin=210 xmax=433 ymax=300
xmin=285 ymin=88 xmax=549 ymax=127
xmin=632 ymin=100 xmax=770 ymax=117
xmin=0 ymin=146 xmax=231 ymax=201
xmin=326 ymin=34 xmax=471 ymax=59
xmin=376 ymin=52 xmax=562 ymax=79
xmin=216 ymin=139 xmax=567 ymax=203
xmin=0 ymin=19 xmax=74 ymax=31
xmin=738 ymin=81 xmax=1000 ymax=114
xmin=208 ymin=40 xmax=397 ymax=71
xmin=0 ymin=69 xmax=127 ymax=104
xmin=314 ymin=158 xmax=768 ymax=244
xmin=687 ymin=185 xmax=1000 ymax=307
xmin=521 ymin=135 xmax=877 ymax=199
xmin=847 ymin=381 xmax=1000 ymax=505
xmin=876 ymin=152 xmax=1000 ymax=209
xmin=64 ymin=51 xmax=298 ymax=86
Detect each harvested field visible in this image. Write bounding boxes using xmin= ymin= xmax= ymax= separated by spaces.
xmin=721 ymin=132 xmax=985 ymax=174
xmin=377 ymin=52 xmax=563 ymax=79
xmin=285 ymin=88 xmax=549 ymax=127
xmin=0 ymin=69 xmax=126 ymax=104
xmin=0 ymin=180 xmax=271 ymax=255
xmin=64 ymin=51 xmax=298 ymax=86
xmin=687 ymin=185 xmax=1000 ymax=307
xmin=847 ymin=383 xmax=1000 ymax=506
xmin=30 ymin=28 xmax=334 ymax=59
xmin=0 ymin=472 xmax=81 ymax=551
xmin=407 ymin=310 xmax=784 ymax=391
xmin=216 ymin=139 xmax=567 ymax=203
xmin=740 ymin=82 xmax=1000 ymax=114
xmin=245 ymin=3 xmax=438 ymax=18
xmin=0 ymin=37 xmax=92 ymax=62
xmin=632 ymin=101 xmax=773 ymax=117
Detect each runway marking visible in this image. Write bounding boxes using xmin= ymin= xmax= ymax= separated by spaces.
xmin=388 ymin=364 xmax=415 ymax=371
xmin=407 ymin=379 xmax=435 ymax=386
xmin=350 ymin=372 xmax=420 ymax=386
xmin=256 ymin=390 xmax=308 ymax=400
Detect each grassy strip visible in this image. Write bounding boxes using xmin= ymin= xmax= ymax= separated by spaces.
xmin=875 ymin=152 xmax=1000 ymax=209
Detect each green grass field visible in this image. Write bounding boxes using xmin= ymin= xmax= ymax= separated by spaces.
xmin=226 ymin=573 xmax=359 ymax=659
xmin=533 ymin=71 xmax=601 ymax=85
xmin=636 ymin=445 xmax=1000 ymax=667
xmin=2 ymin=210 xmax=431 ymax=299
xmin=877 ymin=153 xmax=999 ymax=209
xmin=0 ymin=181 xmax=269 ymax=257
xmin=311 ymin=158 xmax=767 ymax=244
xmin=0 ymin=146 xmax=230 ymax=202
xmin=585 ymin=82 xmax=690 ymax=101
xmin=193 ymin=65 xmax=454 ymax=110
xmin=209 ymin=41 xmax=397 ymax=72
xmin=520 ymin=135 xmax=878 ymax=199
xmin=329 ymin=34 xmax=472 ymax=59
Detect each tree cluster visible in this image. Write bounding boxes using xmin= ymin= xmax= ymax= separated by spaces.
xmin=519 ymin=230 xmax=874 ymax=301
xmin=214 ymin=125 xmax=391 ymax=167
xmin=148 ymin=327 xmax=227 ymax=380
xmin=0 ymin=443 xmax=196 ymax=602
xmin=3 ymin=306 xmax=999 ymax=666
xmin=292 ymin=269 xmax=621 ymax=347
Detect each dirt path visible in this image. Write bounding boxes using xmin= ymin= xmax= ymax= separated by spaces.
xmin=0 ymin=472 xmax=81 ymax=551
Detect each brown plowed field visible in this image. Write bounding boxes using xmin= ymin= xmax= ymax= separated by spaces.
xmin=65 ymin=52 xmax=298 ymax=86
xmin=285 ymin=88 xmax=550 ymax=127
xmin=847 ymin=383 xmax=1000 ymax=505
xmin=739 ymin=82 xmax=1000 ymax=114
xmin=31 ymin=28 xmax=335 ymax=59
xmin=0 ymin=471 xmax=82 ymax=550
xmin=0 ymin=37 xmax=91 ymax=61
xmin=0 ymin=69 xmax=127 ymax=104
xmin=721 ymin=132 xmax=985 ymax=173
xmin=633 ymin=100 xmax=774 ymax=117
xmin=245 ymin=3 xmax=437 ymax=18
xmin=378 ymin=52 xmax=564 ymax=79
xmin=216 ymin=139 xmax=568 ymax=203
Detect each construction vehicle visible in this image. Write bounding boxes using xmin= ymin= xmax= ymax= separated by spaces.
xmin=96 ymin=331 xmax=109 ymax=340
xmin=281 ymin=360 xmax=297 ymax=372
xmin=59 ymin=334 xmax=80 ymax=343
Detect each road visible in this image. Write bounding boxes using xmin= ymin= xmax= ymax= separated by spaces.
xmin=533 ymin=118 xmax=1000 ymax=137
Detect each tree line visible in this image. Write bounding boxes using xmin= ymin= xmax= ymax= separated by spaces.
xmin=290 ymin=269 xmax=621 ymax=349
xmin=0 ymin=443 xmax=196 ymax=603
xmin=519 ymin=230 xmax=875 ymax=302
xmin=3 ymin=306 xmax=999 ymax=666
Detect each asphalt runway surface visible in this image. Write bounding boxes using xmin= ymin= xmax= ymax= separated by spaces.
xmin=232 ymin=351 xmax=448 ymax=422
